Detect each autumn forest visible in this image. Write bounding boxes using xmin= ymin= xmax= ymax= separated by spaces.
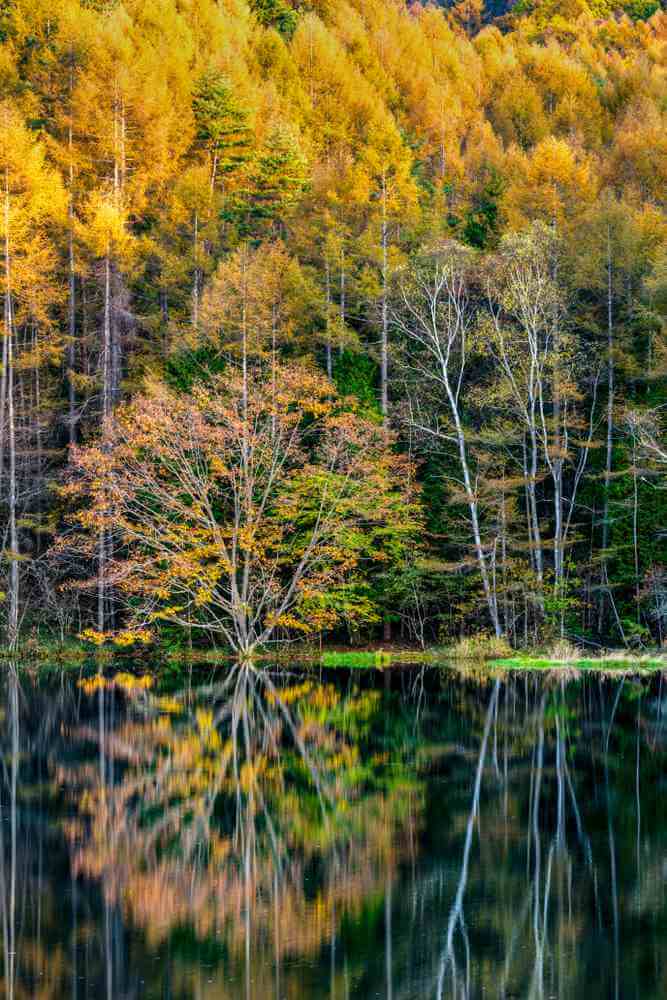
xmin=0 ymin=0 xmax=666 ymax=655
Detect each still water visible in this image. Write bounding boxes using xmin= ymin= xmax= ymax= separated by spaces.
xmin=0 ymin=662 xmax=665 ymax=999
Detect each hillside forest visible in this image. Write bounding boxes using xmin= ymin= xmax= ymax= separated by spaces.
xmin=0 ymin=0 xmax=665 ymax=655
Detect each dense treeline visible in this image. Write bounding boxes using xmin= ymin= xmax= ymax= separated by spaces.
xmin=0 ymin=0 xmax=665 ymax=652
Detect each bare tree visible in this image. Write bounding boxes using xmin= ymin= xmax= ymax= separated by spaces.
xmin=626 ymin=407 xmax=667 ymax=470
xmin=394 ymin=241 xmax=503 ymax=637
xmin=486 ymin=224 xmax=599 ymax=635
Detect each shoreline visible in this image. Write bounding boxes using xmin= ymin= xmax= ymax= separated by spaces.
xmin=0 ymin=640 xmax=664 ymax=675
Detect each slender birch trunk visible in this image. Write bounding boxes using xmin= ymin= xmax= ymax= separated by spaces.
xmin=102 ymin=251 xmax=111 ymax=417
xmin=97 ymin=250 xmax=112 ymax=632
xmin=4 ymin=178 xmax=19 ymax=650
xmin=110 ymin=266 xmax=122 ymax=409
xmin=7 ymin=324 xmax=18 ymax=650
xmin=380 ymin=172 xmax=389 ymax=429
xmin=399 ymin=251 xmax=503 ymax=636
xmin=0 ymin=284 xmax=6 ymax=513
xmin=192 ymin=211 xmax=200 ymax=333
xmin=551 ymin=297 xmax=565 ymax=633
xmin=67 ymin=58 xmax=77 ymax=446
xmin=380 ymin=174 xmax=391 ymax=642
xmin=500 ymin=477 xmax=510 ymax=639
xmin=68 ymin=211 xmax=77 ymax=446
xmin=339 ymin=244 xmax=345 ymax=356
xmin=324 ymin=256 xmax=332 ymax=378
xmin=444 ymin=370 xmax=502 ymax=637
xmin=240 ymin=245 xmax=252 ymax=654
xmin=599 ymin=228 xmax=615 ymax=633
xmin=97 ymin=83 xmax=126 ymax=631
xmin=34 ymin=327 xmax=43 ymax=510
xmin=528 ymin=416 xmax=545 ymax=594
xmin=632 ymin=433 xmax=640 ymax=623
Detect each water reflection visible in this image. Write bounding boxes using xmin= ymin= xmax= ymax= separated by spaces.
xmin=0 ymin=668 xmax=18 ymax=1000
xmin=0 ymin=664 xmax=665 ymax=998
xmin=67 ymin=664 xmax=422 ymax=999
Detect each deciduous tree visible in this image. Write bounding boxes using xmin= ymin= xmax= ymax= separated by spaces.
xmin=66 ymin=363 xmax=420 ymax=654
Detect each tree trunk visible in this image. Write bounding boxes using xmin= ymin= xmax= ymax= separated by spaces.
xmin=527 ymin=415 xmax=545 ymax=597
xmin=551 ymin=344 xmax=565 ymax=635
xmin=97 ymin=527 xmax=106 ymax=634
xmin=380 ymin=177 xmax=392 ymax=643
xmin=68 ymin=222 xmax=77 ymax=445
xmin=192 ymin=212 xmax=200 ymax=333
xmin=110 ymin=265 xmax=122 ymax=409
xmin=102 ymin=252 xmax=112 ymax=421
xmin=599 ymin=229 xmax=614 ymax=634
xmin=444 ymin=371 xmax=502 ymax=637
xmin=7 ymin=323 xmax=18 ymax=650
xmin=67 ymin=103 xmax=77 ymax=446
xmin=324 ymin=257 xmax=332 ymax=379
xmin=500 ymin=479 xmax=510 ymax=639
xmin=34 ymin=327 xmax=43 ymax=518
xmin=380 ymin=173 xmax=389 ymax=429
xmin=4 ymin=182 xmax=19 ymax=650
xmin=0 ymin=297 xmax=7 ymax=494
xmin=98 ymin=250 xmax=112 ymax=631
xmin=339 ymin=245 xmax=345 ymax=356
xmin=550 ymin=232 xmax=564 ymax=614
xmin=632 ymin=434 xmax=640 ymax=624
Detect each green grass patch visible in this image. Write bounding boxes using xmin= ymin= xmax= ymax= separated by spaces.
xmin=321 ymin=650 xmax=393 ymax=669
xmin=490 ymin=656 xmax=666 ymax=672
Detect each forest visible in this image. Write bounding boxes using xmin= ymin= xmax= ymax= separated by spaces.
xmin=0 ymin=0 xmax=665 ymax=655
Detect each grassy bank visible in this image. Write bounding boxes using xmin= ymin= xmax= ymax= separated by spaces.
xmin=490 ymin=654 xmax=666 ymax=672
xmin=1 ymin=635 xmax=664 ymax=676
xmin=320 ymin=648 xmax=667 ymax=672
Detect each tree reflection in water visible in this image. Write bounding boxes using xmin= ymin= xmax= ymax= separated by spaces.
xmin=67 ymin=663 xmax=423 ymax=999
xmin=0 ymin=665 xmax=665 ymax=999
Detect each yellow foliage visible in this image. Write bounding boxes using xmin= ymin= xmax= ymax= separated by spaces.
xmin=79 ymin=628 xmax=107 ymax=646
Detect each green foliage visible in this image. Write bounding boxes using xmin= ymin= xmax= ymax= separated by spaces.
xmin=163 ymin=348 xmax=226 ymax=393
xmin=463 ymin=171 xmax=504 ymax=250
xmin=236 ymin=126 xmax=308 ymax=238
xmin=512 ymin=0 xmax=659 ymax=21
xmin=192 ymin=73 xmax=253 ymax=177
xmin=250 ymin=0 xmax=299 ymax=37
xmin=623 ymin=0 xmax=660 ymax=17
xmin=332 ymin=350 xmax=381 ymax=419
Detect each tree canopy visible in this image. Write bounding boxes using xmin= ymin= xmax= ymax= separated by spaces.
xmin=0 ymin=0 xmax=663 ymax=650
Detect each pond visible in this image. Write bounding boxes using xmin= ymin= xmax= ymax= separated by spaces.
xmin=0 ymin=661 xmax=665 ymax=999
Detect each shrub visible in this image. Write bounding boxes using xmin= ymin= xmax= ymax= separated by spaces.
xmin=450 ymin=634 xmax=513 ymax=660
